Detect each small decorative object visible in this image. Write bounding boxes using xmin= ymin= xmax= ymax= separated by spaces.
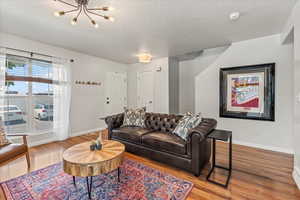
xmin=90 ymin=141 xmax=97 ymax=151
xmin=97 ymin=132 xmax=103 ymax=144
xmin=220 ymin=63 xmax=275 ymax=121
xmin=75 ymin=81 xmax=101 ymax=86
xmin=90 ymin=137 xmax=103 ymax=151
xmin=95 ymin=140 xmax=102 ymax=150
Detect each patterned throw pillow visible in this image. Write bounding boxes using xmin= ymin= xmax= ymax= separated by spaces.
xmin=173 ymin=113 xmax=202 ymax=141
xmin=0 ymin=126 xmax=10 ymax=147
xmin=122 ymin=107 xmax=146 ymax=127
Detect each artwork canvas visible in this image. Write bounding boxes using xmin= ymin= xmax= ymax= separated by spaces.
xmin=220 ymin=63 xmax=275 ymax=121
xmin=227 ymin=72 xmax=264 ymax=113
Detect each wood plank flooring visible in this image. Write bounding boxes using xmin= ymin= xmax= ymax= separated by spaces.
xmin=1 ymin=131 xmax=299 ymax=200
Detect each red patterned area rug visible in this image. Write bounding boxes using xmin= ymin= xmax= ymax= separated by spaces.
xmin=1 ymin=158 xmax=193 ymax=200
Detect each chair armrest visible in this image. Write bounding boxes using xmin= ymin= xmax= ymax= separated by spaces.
xmin=105 ymin=113 xmax=124 ymax=130
xmin=6 ymin=134 xmax=28 ymax=137
xmin=6 ymin=134 xmax=28 ymax=146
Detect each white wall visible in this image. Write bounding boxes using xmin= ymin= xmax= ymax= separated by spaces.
xmin=294 ymin=2 xmax=300 ymax=189
xmin=0 ymin=32 xmax=128 ymax=145
xmin=127 ymin=57 xmax=169 ymax=113
xmin=282 ymin=0 xmax=300 ymax=189
xmin=179 ymin=47 xmax=228 ymax=114
xmin=194 ymin=34 xmax=294 ymax=153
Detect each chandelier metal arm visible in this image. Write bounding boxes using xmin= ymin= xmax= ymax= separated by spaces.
xmin=75 ymin=6 xmax=83 ymax=19
xmin=86 ymin=9 xmax=105 ymax=18
xmin=83 ymin=6 xmax=95 ymax=21
xmin=86 ymin=8 xmax=106 ymax=11
xmin=54 ymin=0 xmax=77 ymax=8
xmin=63 ymin=8 xmax=80 ymax=14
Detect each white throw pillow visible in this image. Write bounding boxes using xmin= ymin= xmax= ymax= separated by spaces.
xmin=122 ymin=107 xmax=146 ymax=128
xmin=173 ymin=112 xmax=202 ymax=141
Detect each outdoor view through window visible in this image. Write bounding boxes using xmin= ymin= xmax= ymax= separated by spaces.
xmin=2 ymin=55 xmax=53 ymax=134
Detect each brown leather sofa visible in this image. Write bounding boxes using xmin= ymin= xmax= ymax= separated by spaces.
xmin=105 ymin=112 xmax=217 ymax=176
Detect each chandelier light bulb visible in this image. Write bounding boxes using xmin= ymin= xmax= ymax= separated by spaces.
xmin=103 ymin=7 xmax=114 ymax=11
xmin=91 ymin=20 xmax=99 ymax=28
xmin=54 ymin=11 xmax=60 ymax=17
xmin=104 ymin=16 xmax=115 ymax=22
xmin=71 ymin=18 xmax=77 ymax=25
xmin=109 ymin=16 xmax=115 ymax=22
xmin=54 ymin=11 xmax=65 ymax=17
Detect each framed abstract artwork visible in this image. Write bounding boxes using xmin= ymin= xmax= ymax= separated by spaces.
xmin=219 ymin=63 xmax=275 ymax=121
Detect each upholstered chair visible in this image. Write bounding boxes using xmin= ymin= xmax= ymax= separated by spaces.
xmin=0 ymin=115 xmax=30 ymax=168
xmin=0 ymin=134 xmax=30 ymax=168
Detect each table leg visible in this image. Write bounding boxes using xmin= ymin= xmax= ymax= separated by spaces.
xmin=118 ymin=167 xmax=120 ymax=182
xmin=212 ymin=138 xmax=216 ymax=168
xmin=86 ymin=176 xmax=93 ymax=199
xmin=207 ymin=136 xmax=232 ymax=188
xmin=206 ymin=138 xmax=216 ymax=180
xmin=73 ymin=176 xmax=76 ymax=186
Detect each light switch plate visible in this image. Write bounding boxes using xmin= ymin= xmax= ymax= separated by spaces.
xmin=297 ymin=94 xmax=300 ymax=102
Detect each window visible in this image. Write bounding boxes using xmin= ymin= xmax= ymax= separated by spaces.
xmin=4 ymin=55 xmax=53 ymax=135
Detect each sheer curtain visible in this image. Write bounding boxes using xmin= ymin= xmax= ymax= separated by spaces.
xmin=52 ymin=58 xmax=71 ymax=141
xmin=0 ymin=48 xmax=6 ymax=124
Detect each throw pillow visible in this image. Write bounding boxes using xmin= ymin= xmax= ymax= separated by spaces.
xmin=122 ymin=107 xmax=146 ymax=127
xmin=173 ymin=112 xmax=202 ymax=141
xmin=0 ymin=123 xmax=10 ymax=147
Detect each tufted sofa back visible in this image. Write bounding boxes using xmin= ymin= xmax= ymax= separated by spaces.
xmin=144 ymin=113 xmax=183 ymax=134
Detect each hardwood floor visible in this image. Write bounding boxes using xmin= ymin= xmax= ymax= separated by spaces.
xmin=1 ymin=131 xmax=300 ymax=200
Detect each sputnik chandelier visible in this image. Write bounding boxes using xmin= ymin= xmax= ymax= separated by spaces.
xmin=53 ymin=0 xmax=115 ymax=28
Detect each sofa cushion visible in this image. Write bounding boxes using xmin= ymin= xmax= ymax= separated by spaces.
xmin=141 ymin=132 xmax=186 ymax=155
xmin=112 ymin=127 xmax=153 ymax=143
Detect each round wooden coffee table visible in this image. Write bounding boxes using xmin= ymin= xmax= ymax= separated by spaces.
xmin=63 ymin=140 xmax=125 ymax=199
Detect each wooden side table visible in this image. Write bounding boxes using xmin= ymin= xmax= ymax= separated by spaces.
xmin=206 ymin=129 xmax=232 ymax=188
xmin=63 ymin=140 xmax=125 ymax=199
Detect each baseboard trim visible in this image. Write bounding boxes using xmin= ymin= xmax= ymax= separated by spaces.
xmin=26 ymin=127 xmax=106 ymax=147
xmin=233 ymin=140 xmax=294 ymax=154
xmin=71 ymin=127 xmax=106 ymax=137
xmin=28 ymin=137 xmax=56 ymax=147
xmin=293 ymin=167 xmax=300 ymax=189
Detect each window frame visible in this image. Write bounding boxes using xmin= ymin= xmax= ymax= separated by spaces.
xmin=4 ymin=54 xmax=54 ymax=135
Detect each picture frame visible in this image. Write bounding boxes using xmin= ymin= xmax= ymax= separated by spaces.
xmin=219 ymin=63 xmax=275 ymax=121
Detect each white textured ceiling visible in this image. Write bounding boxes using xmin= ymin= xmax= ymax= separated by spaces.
xmin=0 ymin=0 xmax=297 ymax=64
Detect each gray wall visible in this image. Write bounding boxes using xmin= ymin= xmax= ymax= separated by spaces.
xmin=168 ymin=57 xmax=179 ymax=114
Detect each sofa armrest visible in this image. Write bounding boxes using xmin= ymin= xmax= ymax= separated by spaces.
xmin=187 ymin=118 xmax=217 ymax=141
xmin=105 ymin=113 xmax=124 ymax=130
xmin=186 ymin=118 xmax=216 ymax=175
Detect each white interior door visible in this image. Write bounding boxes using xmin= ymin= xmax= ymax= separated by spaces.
xmin=105 ymin=72 xmax=127 ymax=115
xmin=137 ymin=71 xmax=154 ymax=112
